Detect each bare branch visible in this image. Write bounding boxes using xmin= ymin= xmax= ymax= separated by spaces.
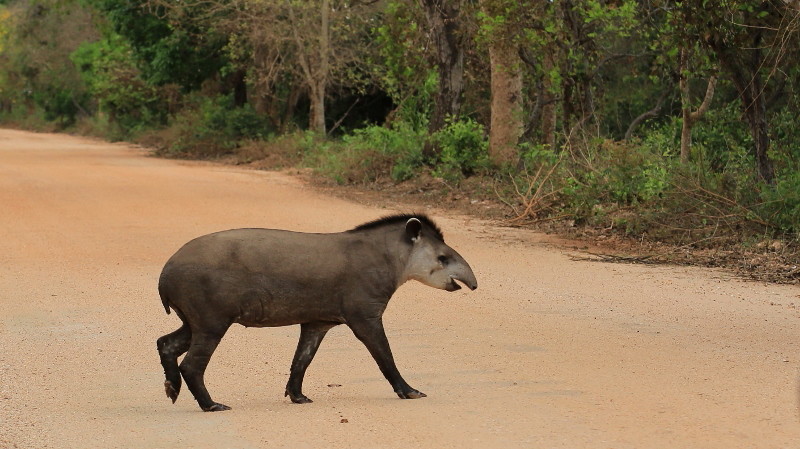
xmin=624 ymin=90 xmax=668 ymax=141
xmin=689 ymin=75 xmax=718 ymax=122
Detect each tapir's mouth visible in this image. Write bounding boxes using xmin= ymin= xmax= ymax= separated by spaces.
xmin=446 ymin=278 xmax=462 ymax=291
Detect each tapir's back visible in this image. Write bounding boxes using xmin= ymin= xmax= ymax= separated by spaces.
xmin=159 ymin=228 xmax=367 ymax=327
xmin=166 ymin=228 xmax=347 ymax=276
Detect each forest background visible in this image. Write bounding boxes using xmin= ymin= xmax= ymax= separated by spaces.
xmin=1 ymin=0 xmax=799 ymax=281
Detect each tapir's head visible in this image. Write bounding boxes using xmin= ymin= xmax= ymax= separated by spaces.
xmin=402 ymin=218 xmax=478 ymax=292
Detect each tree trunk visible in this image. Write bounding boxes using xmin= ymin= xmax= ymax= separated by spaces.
xmin=487 ymin=38 xmax=523 ymax=166
xmin=730 ymin=69 xmax=774 ymax=183
xmin=710 ymin=37 xmax=775 ymax=183
xmin=540 ymin=50 xmax=557 ymax=149
xmin=679 ymin=106 xmax=693 ymax=163
xmin=561 ymin=78 xmax=574 ymax=137
xmin=309 ymin=83 xmax=326 ymax=135
xmin=519 ymin=48 xmax=557 ymax=149
xmin=419 ymin=0 xmax=465 ymax=147
xmin=679 ymin=49 xmax=717 ymax=163
xmin=288 ymin=0 xmax=329 ymax=135
xmin=231 ymin=68 xmax=248 ymax=108
xmin=743 ymin=87 xmax=774 ymax=183
xmin=312 ymin=0 xmax=329 ymax=134
xmin=282 ymin=85 xmax=302 ymax=134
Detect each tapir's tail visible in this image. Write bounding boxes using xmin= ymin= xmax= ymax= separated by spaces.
xmin=160 ymin=296 xmax=171 ymax=314
xmin=158 ymin=274 xmax=171 ymax=315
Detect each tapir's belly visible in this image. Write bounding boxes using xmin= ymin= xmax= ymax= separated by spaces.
xmin=205 ymin=269 xmax=347 ymax=328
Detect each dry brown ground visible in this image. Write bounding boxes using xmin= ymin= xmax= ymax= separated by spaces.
xmin=1 ymin=128 xmax=800 ymax=448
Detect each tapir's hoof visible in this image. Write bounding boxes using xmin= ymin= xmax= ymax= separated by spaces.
xmin=397 ymin=389 xmax=427 ymax=399
xmin=164 ymin=381 xmax=179 ymax=403
xmin=202 ymin=403 xmax=232 ymax=412
xmin=285 ymin=390 xmax=313 ymax=404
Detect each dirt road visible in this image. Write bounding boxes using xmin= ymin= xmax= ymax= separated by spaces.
xmin=1 ymin=128 xmax=799 ymax=448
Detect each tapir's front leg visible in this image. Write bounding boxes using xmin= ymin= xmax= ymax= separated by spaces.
xmin=347 ymin=317 xmax=426 ymax=399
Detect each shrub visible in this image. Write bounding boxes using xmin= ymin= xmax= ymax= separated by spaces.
xmin=561 ymin=139 xmax=670 ymax=225
xmin=302 ymin=122 xmax=426 ymax=184
xmin=497 ymin=143 xmax=565 ymax=222
xmin=72 ymin=36 xmax=164 ymax=137
xmin=758 ymin=170 xmax=800 ymax=236
xmin=160 ymin=94 xmax=270 ymax=158
xmin=431 ymin=117 xmax=489 ymax=183
xmin=343 ymin=122 xmax=426 ymax=181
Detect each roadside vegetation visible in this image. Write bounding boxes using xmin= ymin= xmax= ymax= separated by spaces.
xmin=1 ymin=0 xmax=798 ymax=282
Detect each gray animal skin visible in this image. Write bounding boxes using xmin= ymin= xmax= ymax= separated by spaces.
xmin=157 ymin=214 xmax=478 ymax=412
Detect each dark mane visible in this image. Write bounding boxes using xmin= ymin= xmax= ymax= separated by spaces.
xmin=349 ymin=213 xmax=444 ymax=242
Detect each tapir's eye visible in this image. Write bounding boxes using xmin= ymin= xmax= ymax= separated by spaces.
xmin=437 ymin=255 xmax=449 ymax=265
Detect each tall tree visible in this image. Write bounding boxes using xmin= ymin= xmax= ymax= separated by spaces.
xmin=418 ymin=0 xmax=465 ymax=139
xmin=672 ymin=0 xmax=800 ymax=183
xmin=146 ymin=0 xmax=376 ymax=135
xmin=479 ymin=0 xmax=524 ymax=166
xmin=287 ymin=0 xmax=331 ymax=134
xmin=514 ymin=0 xmax=639 ymax=148
xmin=276 ymin=0 xmax=377 ymax=134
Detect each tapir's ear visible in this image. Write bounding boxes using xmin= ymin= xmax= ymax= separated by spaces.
xmin=405 ymin=218 xmax=422 ymax=242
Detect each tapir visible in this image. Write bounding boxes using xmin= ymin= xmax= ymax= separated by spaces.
xmin=156 ymin=214 xmax=478 ymax=411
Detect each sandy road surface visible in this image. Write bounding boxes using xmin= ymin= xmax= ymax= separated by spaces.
xmin=0 ymin=128 xmax=799 ymax=448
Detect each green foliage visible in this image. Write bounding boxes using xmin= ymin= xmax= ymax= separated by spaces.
xmin=372 ymin=1 xmax=436 ymax=130
xmin=759 ymin=171 xmax=800 ymax=235
xmin=343 ymin=122 xmax=426 ymax=182
xmin=0 ymin=6 xmax=9 ymax=52
xmin=303 ymin=121 xmax=426 ymax=184
xmin=562 ymin=140 xmax=670 ymax=225
xmin=35 ymin=85 xmax=89 ymax=126
xmin=768 ymin=102 xmax=800 ymax=168
xmin=161 ymin=94 xmax=270 ymax=158
xmin=431 ymin=118 xmax=489 ymax=183
xmin=0 ymin=0 xmax=98 ymax=127
xmin=71 ymin=34 xmax=163 ymax=135
xmin=300 ymin=117 xmax=495 ymax=187
xmin=92 ymin=0 xmax=228 ymax=90
xmin=756 ymin=97 xmax=800 ymax=235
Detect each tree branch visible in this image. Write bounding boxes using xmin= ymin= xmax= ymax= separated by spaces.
xmin=624 ymin=90 xmax=668 ymax=141
xmin=690 ymin=74 xmax=718 ymax=122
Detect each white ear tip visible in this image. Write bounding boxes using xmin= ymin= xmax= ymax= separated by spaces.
xmin=406 ymin=218 xmax=422 ymax=242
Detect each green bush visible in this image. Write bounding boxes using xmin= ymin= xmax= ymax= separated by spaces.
xmin=72 ymin=35 xmax=164 ymax=137
xmin=344 ymin=122 xmax=426 ymax=181
xmin=561 ymin=140 xmax=670 ymax=224
xmin=162 ymin=94 xmax=270 ymax=158
xmin=690 ymin=104 xmax=754 ymax=175
xmin=432 ymin=117 xmax=489 ymax=183
xmin=302 ymin=122 xmax=426 ymax=184
xmin=758 ymin=170 xmax=800 ymax=235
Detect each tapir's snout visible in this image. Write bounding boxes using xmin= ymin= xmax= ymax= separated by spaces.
xmin=461 ymin=277 xmax=478 ymax=291
xmin=446 ymin=254 xmax=478 ymax=291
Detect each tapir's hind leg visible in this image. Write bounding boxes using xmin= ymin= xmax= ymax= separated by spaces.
xmin=285 ymin=322 xmax=337 ymax=403
xmin=180 ymin=329 xmax=230 ymax=412
xmin=157 ymin=324 xmax=191 ymax=403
